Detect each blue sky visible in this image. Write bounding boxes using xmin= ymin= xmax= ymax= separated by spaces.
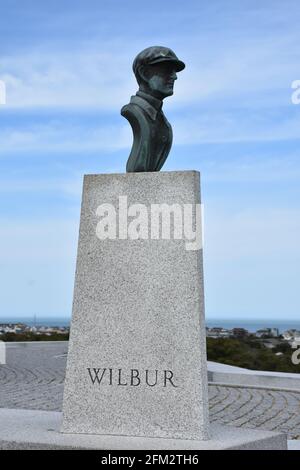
xmin=0 ymin=0 xmax=299 ymax=320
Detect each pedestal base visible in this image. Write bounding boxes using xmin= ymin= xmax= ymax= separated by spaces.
xmin=0 ymin=409 xmax=287 ymax=450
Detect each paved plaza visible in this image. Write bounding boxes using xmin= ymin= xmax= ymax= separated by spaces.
xmin=0 ymin=342 xmax=300 ymax=440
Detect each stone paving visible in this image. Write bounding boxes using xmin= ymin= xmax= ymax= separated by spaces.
xmin=0 ymin=342 xmax=300 ymax=439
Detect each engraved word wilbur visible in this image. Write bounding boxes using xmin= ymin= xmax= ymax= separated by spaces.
xmin=87 ymin=368 xmax=178 ymax=387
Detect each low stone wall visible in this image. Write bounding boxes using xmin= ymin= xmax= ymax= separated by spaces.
xmin=209 ymin=369 xmax=300 ymax=391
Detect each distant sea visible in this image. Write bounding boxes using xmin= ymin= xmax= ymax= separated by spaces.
xmin=0 ymin=317 xmax=71 ymax=327
xmin=0 ymin=316 xmax=300 ymax=334
xmin=206 ymin=318 xmax=300 ymax=334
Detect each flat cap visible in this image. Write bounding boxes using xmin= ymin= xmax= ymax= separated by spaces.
xmin=133 ymin=46 xmax=185 ymax=76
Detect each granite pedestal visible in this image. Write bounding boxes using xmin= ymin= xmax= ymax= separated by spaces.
xmin=62 ymin=171 xmax=209 ymax=440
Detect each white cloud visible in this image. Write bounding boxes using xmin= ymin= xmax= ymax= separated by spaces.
xmin=205 ymin=207 xmax=300 ymax=260
xmin=0 ymin=20 xmax=299 ymax=154
xmin=0 ymin=24 xmax=299 ymax=111
xmin=0 ymin=121 xmax=132 ymax=154
xmin=172 ymin=111 xmax=300 ymax=145
xmin=202 ymin=154 xmax=300 ymax=183
xmin=0 ymin=175 xmax=82 ymax=197
xmin=172 ymin=32 xmax=300 ymax=107
xmin=0 ymin=106 xmax=299 ymax=158
xmin=0 ymin=48 xmax=136 ymax=110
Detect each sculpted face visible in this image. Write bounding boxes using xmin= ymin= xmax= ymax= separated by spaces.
xmin=142 ymin=62 xmax=178 ymax=99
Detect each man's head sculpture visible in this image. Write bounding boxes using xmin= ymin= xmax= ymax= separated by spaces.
xmin=121 ymin=46 xmax=185 ymax=172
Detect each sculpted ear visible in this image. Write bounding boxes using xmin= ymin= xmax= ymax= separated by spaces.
xmin=138 ymin=65 xmax=149 ymax=83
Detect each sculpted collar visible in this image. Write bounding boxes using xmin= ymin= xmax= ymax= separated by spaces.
xmin=130 ymin=91 xmax=163 ymax=121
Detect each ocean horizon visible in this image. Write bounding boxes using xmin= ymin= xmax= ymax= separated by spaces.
xmin=0 ymin=316 xmax=300 ymax=333
xmin=0 ymin=317 xmax=70 ymax=327
xmin=206 ymin=318 xmax=300 ymax=333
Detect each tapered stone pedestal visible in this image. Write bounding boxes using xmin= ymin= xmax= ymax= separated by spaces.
xmin=62 ymin=171 xmax=209 ymax=440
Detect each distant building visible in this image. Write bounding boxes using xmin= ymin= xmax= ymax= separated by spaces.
xmin=255 ymin=328 xmax=279 ymax=338
xmin=283 ymin=329 xmax=300 ymax=342
xmin=206 ymin=327 xmax=231 ymax=338
xmin=231 ymin=328 xmax=249 ymax=338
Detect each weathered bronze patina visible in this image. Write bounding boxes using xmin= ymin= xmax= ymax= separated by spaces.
xmin=121 ymin=46 xmax=185 ymax=172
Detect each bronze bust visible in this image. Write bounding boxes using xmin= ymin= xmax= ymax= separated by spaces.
xmin=121 ymin=46 xmax=185 ymax=172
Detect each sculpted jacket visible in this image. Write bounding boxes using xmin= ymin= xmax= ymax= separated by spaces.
xmin=121 ymin=91 xmax=172 ymax=172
